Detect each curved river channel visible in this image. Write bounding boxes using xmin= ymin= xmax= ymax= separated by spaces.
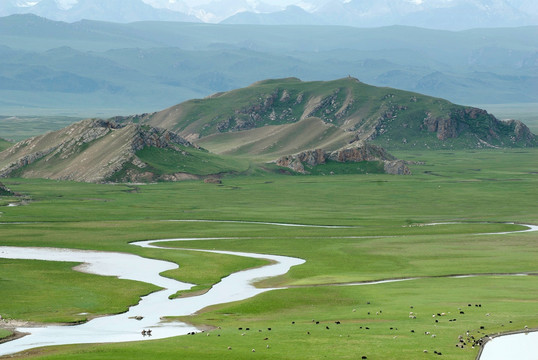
xmin=0 ymin=222 xmax=536 ymax=358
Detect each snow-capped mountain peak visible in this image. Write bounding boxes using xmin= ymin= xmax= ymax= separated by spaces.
xmin=1 ymin=0 xmax=536 ymax=29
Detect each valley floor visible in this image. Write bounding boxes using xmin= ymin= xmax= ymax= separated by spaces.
xmin=0 ymin=149 xmax=536 ymax=360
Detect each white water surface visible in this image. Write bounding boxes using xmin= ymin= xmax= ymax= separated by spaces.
xmin=0 ymin=242 xmax=304 ymax=356
xmin=0 ymin=222 xmax=536 ymax=357
xmin=479 ymin=331 xmax=538 ymax=360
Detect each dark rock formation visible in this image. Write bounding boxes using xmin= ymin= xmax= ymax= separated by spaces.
xmin=275 ymin=143 xmax=411 ymax=175
xmin=384 ymin=160 xmax=412 ymax=175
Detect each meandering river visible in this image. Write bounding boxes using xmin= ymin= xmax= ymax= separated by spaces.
xmin=0 ymin=222 xmax=536 ymax=358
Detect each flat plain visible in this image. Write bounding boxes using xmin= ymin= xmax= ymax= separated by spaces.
xmin=0 ymin=149 xmax=537 ymax=359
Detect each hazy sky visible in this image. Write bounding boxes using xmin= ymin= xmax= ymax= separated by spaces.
xmin=49 ymin=0 xmax=454 ymax=11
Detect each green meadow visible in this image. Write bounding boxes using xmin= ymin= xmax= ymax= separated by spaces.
xmin=0 ymin=149 xmax=537 ymax=359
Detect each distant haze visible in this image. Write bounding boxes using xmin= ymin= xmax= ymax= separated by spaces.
xmin=2 ymin=0 xmax=537 ymax=29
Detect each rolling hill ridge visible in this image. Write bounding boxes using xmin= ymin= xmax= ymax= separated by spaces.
xmin=139 ymin=77 xmax=536 ymax=156
xmin=0 ymin=119 xmax=250 ymax=183
xmin=0 ymin=78 xmax=535 ymax=183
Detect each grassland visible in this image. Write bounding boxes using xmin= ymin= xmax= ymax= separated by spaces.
xmin=0 ymin=116 xmax=82 ymax=142
xmin=0 ymin=149 xmax=536 ymax=359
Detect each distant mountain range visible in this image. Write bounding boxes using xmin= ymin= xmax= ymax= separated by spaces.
xmin=1 ymin=0 xmax=537 ymax=30
xmin=0 ymin=14 xmax=536 ymax=116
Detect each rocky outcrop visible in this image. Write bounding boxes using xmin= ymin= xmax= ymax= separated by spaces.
xmin=384 ymin=160 xmax=412 ymax=175
xmin=503 ymin=119 xmax=536 ymax=145
xmin=421 ymin=108 xmax=536 ymax=147
xmin=275 ymin=143 xmax=411 ymax=175
xmin=0 ymin=119 xmax=199 ymax=183
xmin=328 ymin=145 xmax=395 ymax=163
xmin=131 ymin=126 xmax=196 ymax=152
xmin=422 ymin=113 xmax=464 ymax=140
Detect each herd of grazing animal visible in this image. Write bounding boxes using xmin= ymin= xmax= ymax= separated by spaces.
xmin=134 ymin=301 xmax=521 ymax=357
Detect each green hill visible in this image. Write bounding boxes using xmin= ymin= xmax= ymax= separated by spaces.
xmin=1 ymin=78 xmax=535 ymax=183
xmin=140 ymin=77 xmax=536 ymax=157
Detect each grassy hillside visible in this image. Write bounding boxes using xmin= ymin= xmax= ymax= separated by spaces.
xmin=143 ymin=77 xmax=535 ymax=159
xmin=0 ymin=119 xmax=253 ymax=183
xmin=128 ymin=146 xmax=250 ymax=177
xmin=0 ymin=148 xmax=536 ymax=359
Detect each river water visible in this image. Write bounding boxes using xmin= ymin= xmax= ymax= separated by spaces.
xmin=0 ymin=242 xmax=304 ymax=356
xmin=0 ymin=222 xmax=536 ymax=358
